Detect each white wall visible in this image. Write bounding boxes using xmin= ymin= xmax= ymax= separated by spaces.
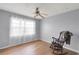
xmin=0 ymin=9 xmax=41 ymax=49
xmin=0 ymin=10 xmax=10 ymax=48
xmin=41 ymin=9 xmax=79 ymax=53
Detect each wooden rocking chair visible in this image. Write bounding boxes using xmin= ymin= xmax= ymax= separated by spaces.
xmin=50 ymin=31 xmax=73 ymax=55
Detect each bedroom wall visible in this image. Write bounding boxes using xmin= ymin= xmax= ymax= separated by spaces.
xmin=0 ymin=9 xmax=41 ymax=49
xmin=41 ymin=9 xmax=79 ymax=53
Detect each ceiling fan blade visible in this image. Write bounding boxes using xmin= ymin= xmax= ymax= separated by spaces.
xmin=32 ymin=12 xmax=35 ymax=14
xmin=40 ymin=13 xmax=48 ymax=16
xmin=40 ymin=11 xmax=48 ymax=15
xmin=39 ymin=15 xmax=45 ymax=19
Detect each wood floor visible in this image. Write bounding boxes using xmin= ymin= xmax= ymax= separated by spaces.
xmin=0 ymin=40 xmax=78 ymax=55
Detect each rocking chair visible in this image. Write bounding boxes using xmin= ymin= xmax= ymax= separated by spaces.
xmin=50 ymin=31 xmax=73 ymax=55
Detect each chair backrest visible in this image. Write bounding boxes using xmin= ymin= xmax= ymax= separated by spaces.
xmin=58 ymin=31 xmax=66 ymax=46
xmin=59 ymin=31 xmax=66 ymax=42
xmin=58 ymin=31 xmax=73 ymax=46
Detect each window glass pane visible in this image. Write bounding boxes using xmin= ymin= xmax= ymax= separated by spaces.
xmin=10 ymin=17 xmax=20 ymax=37
xmin=20 ymin=19 xmax=24 ymax=27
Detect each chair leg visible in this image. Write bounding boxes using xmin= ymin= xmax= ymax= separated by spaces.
xmin=50 ymin=44 xmax=53 ymax=49
xmin=50 ymin=44 xmax=52 ymax=48
xmin=57 ymin=50 xmax=59 ymax=54
xmin=60 ymin=48 xmax=63 ymax=54
xmin=53 ymin=49 xmax=55 ymax=54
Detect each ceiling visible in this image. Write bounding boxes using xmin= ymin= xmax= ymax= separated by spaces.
xmin=0 ymin=3 xmax=79 ymax=19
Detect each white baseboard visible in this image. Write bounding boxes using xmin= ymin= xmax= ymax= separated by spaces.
xmin=0 ymin=43 xmax=23 ymax=49
xmin=64 ymin=47 xmax=79 ymax=53
xmin=0 ymin=45 xmax=13 ymax=49
xmin=0 ymin=39 xmax=40 ymax=49
xmin=41 ymin=39 xmax=51 ymax=43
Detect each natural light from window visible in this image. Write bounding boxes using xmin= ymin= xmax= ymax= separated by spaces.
xmin=10 ymin=17 xmax=36 ymax=37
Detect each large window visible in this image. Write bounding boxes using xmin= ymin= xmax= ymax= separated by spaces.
xmin=10 ymin=17 xmax=36 ymax=37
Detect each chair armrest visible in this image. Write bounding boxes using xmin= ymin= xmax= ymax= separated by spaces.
xmin=52 ymin=37 xmax=58 ymax=42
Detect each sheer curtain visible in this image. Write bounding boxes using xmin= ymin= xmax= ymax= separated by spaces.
xmin=10 ymin=17 xmax=36 ymax=38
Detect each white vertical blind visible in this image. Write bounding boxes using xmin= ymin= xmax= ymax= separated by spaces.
xmin=10 ymin=17 xmax=36 ymax=37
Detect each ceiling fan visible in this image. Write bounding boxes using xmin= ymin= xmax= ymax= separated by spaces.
xmin=33 ymin=7 xmax=48 ymax=19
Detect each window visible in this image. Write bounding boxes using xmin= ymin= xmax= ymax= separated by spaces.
xmin=10 ymin=17 xmax=36 ymax=37
xmin=24 ymin=20 xmax=35 ymax=36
